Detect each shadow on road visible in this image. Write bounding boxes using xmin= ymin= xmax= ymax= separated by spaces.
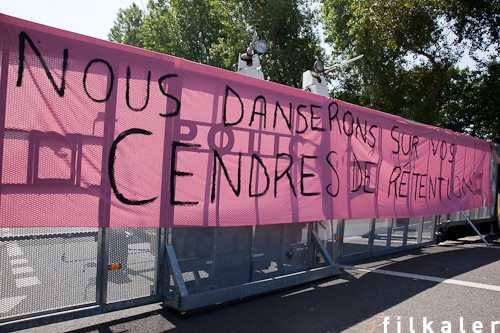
xmin=60 ymin=242 xmax=499 ymax=333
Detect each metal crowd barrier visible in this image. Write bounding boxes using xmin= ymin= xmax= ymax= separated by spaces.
xmin=1 ymin=204 xmax=497 ymax=325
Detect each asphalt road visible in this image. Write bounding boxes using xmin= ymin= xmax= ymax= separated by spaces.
xmin=7 ymin=234 xmax=500 ymax=333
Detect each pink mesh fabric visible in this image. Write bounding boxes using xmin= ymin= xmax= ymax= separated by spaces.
xmin=0 ymin=14 xmax=492 ymax=228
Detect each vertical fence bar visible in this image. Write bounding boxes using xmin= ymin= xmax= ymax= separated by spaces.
xmin=96 ymin=66 xmax=118 ymax=306
xmin=402 ymin=219 xmax=409 ymax=247
xmin=337 ymin=219 xmax=345 ymax=260
xmin=249 ymin=225 xmax=256 ymax=281
xmin=162 ymin=228 xmax=173 ymax=299
xmin=387 ymin=219 xmax=394 ymax=247
xmin=96 ymin=228 xmax=110 ymax=305
xmin=156 ymin=227 xmax=167 ymax=298
xmin=158 ymin=63 xmax=182 ymax=299
xmin=433 ymin=215 xmax=438 ymax=242
xmin=417 ymin=217 xmax=424 ymax=244
xmin=368 ymin=218 xmax=376 ymax=253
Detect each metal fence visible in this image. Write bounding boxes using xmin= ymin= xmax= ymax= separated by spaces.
xmin=1 ymin=200 xmax=496 ymax=324
xmin=163 ymin=223 xmax=338 ymax=311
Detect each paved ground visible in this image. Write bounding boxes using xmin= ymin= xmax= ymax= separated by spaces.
xmin=5 ymin=234 xmax=500 ymax=333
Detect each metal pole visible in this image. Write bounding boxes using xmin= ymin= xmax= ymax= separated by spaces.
xmin=323 ymin=54 xmax=364 ymax=74
xmin=96 ymin=227 xmax=110 ymax=305
xmin=330 ymin=220 xmax=335 ymax=262
xmin=460 ymin=211 xmax=490 ymax=247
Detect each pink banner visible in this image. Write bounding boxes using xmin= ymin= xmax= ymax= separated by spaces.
xmin=0 ymin=15 xmax=493 ymax=228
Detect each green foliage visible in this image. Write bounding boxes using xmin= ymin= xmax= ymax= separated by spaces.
xmin=321 ymin=0 xmax=500 ymax=141
xmin=439 ymin=62 xmax=500 ymax=141
xmin=442 ymin=0 xmax=500 ymax=53
xmin=109 ymin=0 xmax=500 ymax=140
xmin=238 ymin=1 xmax=325 ymax=87
xmin=108 ymin=0 xmax=323 ymax=88
xmin=108 ymin=3 xmax=145 ymax=47
xmin=109 ymin=0 xmax=246 ymax=70
xmin=321 ymin=0 xmax=455 ymax=125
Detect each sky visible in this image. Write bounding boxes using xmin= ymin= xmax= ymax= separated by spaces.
xmin=1 ymin=0 xmax=140 ymax=41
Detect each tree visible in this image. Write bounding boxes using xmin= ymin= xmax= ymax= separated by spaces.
xmin=108 ymin=0 xmax=324 ymax=88
xmin=442 ymin=0 xmax=500 ymax=54
xmin=320 ymin=0 xmax=499 ymax=132
xmin=439 ymin=61 xmax=500 ymax=141
xmin=108 ymin=3 xmax=145 ymax=48
xmin=237 ymin=1 xmax=325 ymax=87
xmin=321 ymin=0 xmax=459 ymax=125
xmin=109 ymin=0 xmax=245 ymax=69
